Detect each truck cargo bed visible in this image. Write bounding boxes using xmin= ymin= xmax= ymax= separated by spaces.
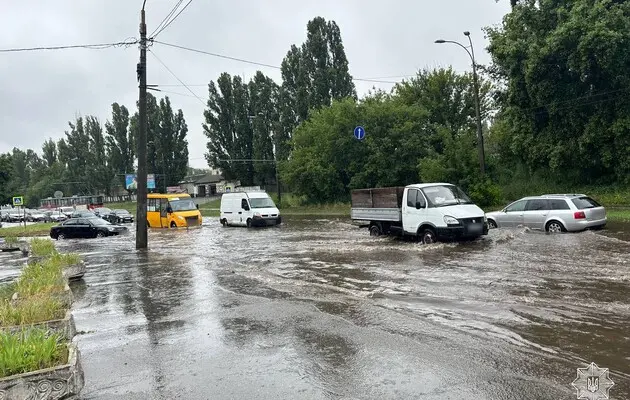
xmin=351 ymin=187 xmax=405 ymax=222
xmin=351 ymin=207 xmax=401 ymax=222
xmin=351 ymin=187 xmax=405 ymax=209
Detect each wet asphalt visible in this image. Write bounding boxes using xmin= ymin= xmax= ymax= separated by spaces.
xmin=1 ymin=217 xmax=629 ymax=399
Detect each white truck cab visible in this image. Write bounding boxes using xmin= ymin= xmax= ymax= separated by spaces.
xmin=351 ymin=183 xmax=488 ymax=243
xmin=220 ymin=191 xmax=281 ymax=227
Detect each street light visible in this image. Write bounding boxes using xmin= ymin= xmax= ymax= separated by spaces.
xmin=435 ymin=31 xmax=486 ymax=175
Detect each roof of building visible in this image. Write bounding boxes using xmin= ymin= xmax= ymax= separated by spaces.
xmin=195 ymin=173 xmax=224 ymax=184
xmin=179 ymin=174 xmax=206 ymax=184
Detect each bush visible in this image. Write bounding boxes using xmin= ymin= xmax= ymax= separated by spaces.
xmin=14 ymin=259 xmax=65 ymax=298
xmin=468 ymin=179 xmax=502 ymax=208
xmin=0 ymin=329 xmax=67 ymax=378
xmin=0 ymin=297 xmax=66 ymax=327
xmin=29 ymin=238 xmax=59 ymax=257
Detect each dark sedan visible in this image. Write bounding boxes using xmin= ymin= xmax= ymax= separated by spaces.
xmin=105 ymin=209 xmax=134 ymax=224
xmin=50 ymin=217 xmax=128 ymax=240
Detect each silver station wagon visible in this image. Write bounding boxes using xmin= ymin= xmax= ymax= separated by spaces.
xmin=486 ymin=194 xmax=607 ymax=233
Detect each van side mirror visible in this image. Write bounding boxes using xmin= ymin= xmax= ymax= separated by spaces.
xmin=415 ymin=201 xmax=424 ymax=209
xmin=196 ymin=204 xmax=199 ymax=209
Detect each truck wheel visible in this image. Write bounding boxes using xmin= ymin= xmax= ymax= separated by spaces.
xmin=420 ymin=228 xmax=437 ymax=245
xmin=488 ymin=219 xmax=497 ymax=229
xmin=220 ymin=219 xmax=227 ymax=227
xmin=246 ymin=219 xmax=252 ymax=228
xmin=170 ymin=222 xmax=177 ymax=228
xmin=369 ymin=224 xmax=382 ymax=237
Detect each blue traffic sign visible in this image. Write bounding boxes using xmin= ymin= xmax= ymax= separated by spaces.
xmin=354 ymin=126 xmax=366 ymax=140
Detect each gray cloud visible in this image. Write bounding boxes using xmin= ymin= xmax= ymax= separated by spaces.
xmin=0 ymin=0 xmax=510 ymax=168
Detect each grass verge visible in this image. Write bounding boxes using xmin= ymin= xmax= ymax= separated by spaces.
xmin=0 ymin=329 xmax=67 ymax=378
xmin=0 ymin=223 xmax=55 ymax=238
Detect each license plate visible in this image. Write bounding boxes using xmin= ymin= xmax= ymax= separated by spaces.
xmin=467 ymin=223 xmax=482 ymax=233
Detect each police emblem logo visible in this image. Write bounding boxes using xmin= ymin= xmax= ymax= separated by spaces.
xmin=572 ymin=362 xmax=614 ymax=400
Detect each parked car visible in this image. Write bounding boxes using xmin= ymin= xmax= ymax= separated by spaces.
xmin=26 ymin=210 xmax=47 ymax=222
xmin=6 ymin=210 xmax=24 ymax=223
xmin=57 ymin=206 xmax=76 ymax=217
xmin=350 ymin=183 xmax=488 ymax=243
xmin=485 ymin=194 xmax=607 ymax=233
xmin=43 ymin=210 xmax=68 ymax=223
xmin=50 ymin=217 xmax=128 ymax=240
xmin=105 ymin=209 xmax=134 ymax=224
xmin=220 ymin=191 xmax=281 ymax=227
xmin=70 ymin=211 xmax=99 ymax=219
xmin=93 ymin=207 xmax=112 ymax=218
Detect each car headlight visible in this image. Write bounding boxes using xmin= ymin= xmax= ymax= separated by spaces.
xmin=253 ymin=212 xmax=261 ymax=217
xmin=444 ymin=215 xmax=459 ymax=225
xmin=178 ymin=215 xmax=185 ymax=220
xmin=484 ymin=215 xmax=488 ymax=222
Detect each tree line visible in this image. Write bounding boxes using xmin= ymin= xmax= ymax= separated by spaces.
xmin=205 ymin=3 xmax=630 ymax=206
xmin=0 ymin=93 xmax=188 ymax=207
xmin=3 ymin=2 xmax=628 ymax=208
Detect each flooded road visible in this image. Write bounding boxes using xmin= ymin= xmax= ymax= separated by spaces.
xmin=9 ymin=216 xmax=628 ymax=399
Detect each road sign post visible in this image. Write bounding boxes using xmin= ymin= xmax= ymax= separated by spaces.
xmin=354 ymin=126 xmax=366 ymax=140
xmin=12 ymin=196 xmax=25 ymax=228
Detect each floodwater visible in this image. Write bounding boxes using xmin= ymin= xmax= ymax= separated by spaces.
xmin=1 ymin=217 xmax=629 ymax=399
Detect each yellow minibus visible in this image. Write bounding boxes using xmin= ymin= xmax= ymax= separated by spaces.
xmin=147 ymin=193 xmax=202 ymax=228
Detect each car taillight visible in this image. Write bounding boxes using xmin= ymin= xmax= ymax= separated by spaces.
xmin=574 ymin=211 xmax=586 ymax=219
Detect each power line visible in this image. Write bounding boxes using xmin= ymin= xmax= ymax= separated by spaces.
xmin=0 ymin=40 xmax=138 ymax=53
xmin=152 ymin=40 xmax=281 ymax=70
xmin=152 ymin=0 xmax=193 ymax=39
xmin=150 ymin=0 xmax=184 ymax=38
xmin=153 ymin=40 xmax=402 ymax=84
xmin=149 ymin=50 xmax=207 ymax=106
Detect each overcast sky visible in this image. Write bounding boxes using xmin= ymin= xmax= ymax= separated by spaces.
xmin=1 ymin=0 xmax=510 ymax=169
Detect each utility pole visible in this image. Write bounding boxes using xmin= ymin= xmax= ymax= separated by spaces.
xmin=465 ymin=31 xmax=486 ymax=176
xmin=136 ymin=1 xmax=148 ymax=249
xmin=435 ymin=32 xmax=486 ymax=176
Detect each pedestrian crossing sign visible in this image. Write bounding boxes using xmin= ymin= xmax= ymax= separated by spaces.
xmin=12 ymin=196 xmax=23 ymax=206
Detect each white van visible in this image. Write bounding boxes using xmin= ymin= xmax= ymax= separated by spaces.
xmin=220 ymin=191 xmax=281 ymax=227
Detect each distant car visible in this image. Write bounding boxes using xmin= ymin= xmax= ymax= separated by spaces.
xmin=105 ymin=209 xmax=134 ymax=224
xmin=93 ymin=207 xmax=112 ymax=218
xmin=6 ymin=211 xmax=24 ymax=223
xmin=57 ymin=207 xmax=76 ymax=217
xmin=50 ymin=217 xmax=128 ymax=240
xmin=44 ymin=210 xmax=68 ymax=223
xmin=27 ymin=211 xmax=47 ymax=222
xmin=70 ymin=211 xmax=99 ymax=219
xmin=485 ymin=194 xmax=607 ymax=233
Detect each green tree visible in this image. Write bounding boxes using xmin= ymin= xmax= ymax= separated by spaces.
xmin=0 ymin=153 xmax=12 ymax=204
xmin=157 ymin=96 xmax=189 ymax=190
xmin=204 ymin=73 xmax=254 ymax=184
xmin=84 ymin=116 xmax=111 ymax=195
xmin=130 ymin=94 xmax=188 ymax=192
xmin=278 ymin=17 xmax=356 ymax=160
xmin=105 ymin=103 xmax=134 ymax=192
xmin=486 ymin=0 xmax=630 ymax=185
xmin=282 ymin=96 xmax=432 ymax=203
xmin=249 ymin=71 xmax=279 ymax=186
xmin=41 ymin=139 xmax=57 ymax=168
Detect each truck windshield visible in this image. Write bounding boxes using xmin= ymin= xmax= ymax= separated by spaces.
xmin=249 ymin=197 xmax=276 ymax=208
xmin=421 ymin=185 xmax=473 ymax=207
xmin=169 ymin=199 xmax=197 ymax=212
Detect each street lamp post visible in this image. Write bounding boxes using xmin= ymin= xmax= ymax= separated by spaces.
xmin=435 ymin=31 xmax=486 ymax=175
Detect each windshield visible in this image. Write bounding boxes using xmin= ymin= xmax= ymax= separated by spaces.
xmin=169 ymin=199 xmax=197 ymax=212
xmin=90 ymin=218 xmax=112 ymax=226
xmin=249 ymin=197 xmax=276 ymax=208
xmin=115 ymin=209 xmax=130 ymax=215
xmin=421 ymin=185 xmax=473 ymax=207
